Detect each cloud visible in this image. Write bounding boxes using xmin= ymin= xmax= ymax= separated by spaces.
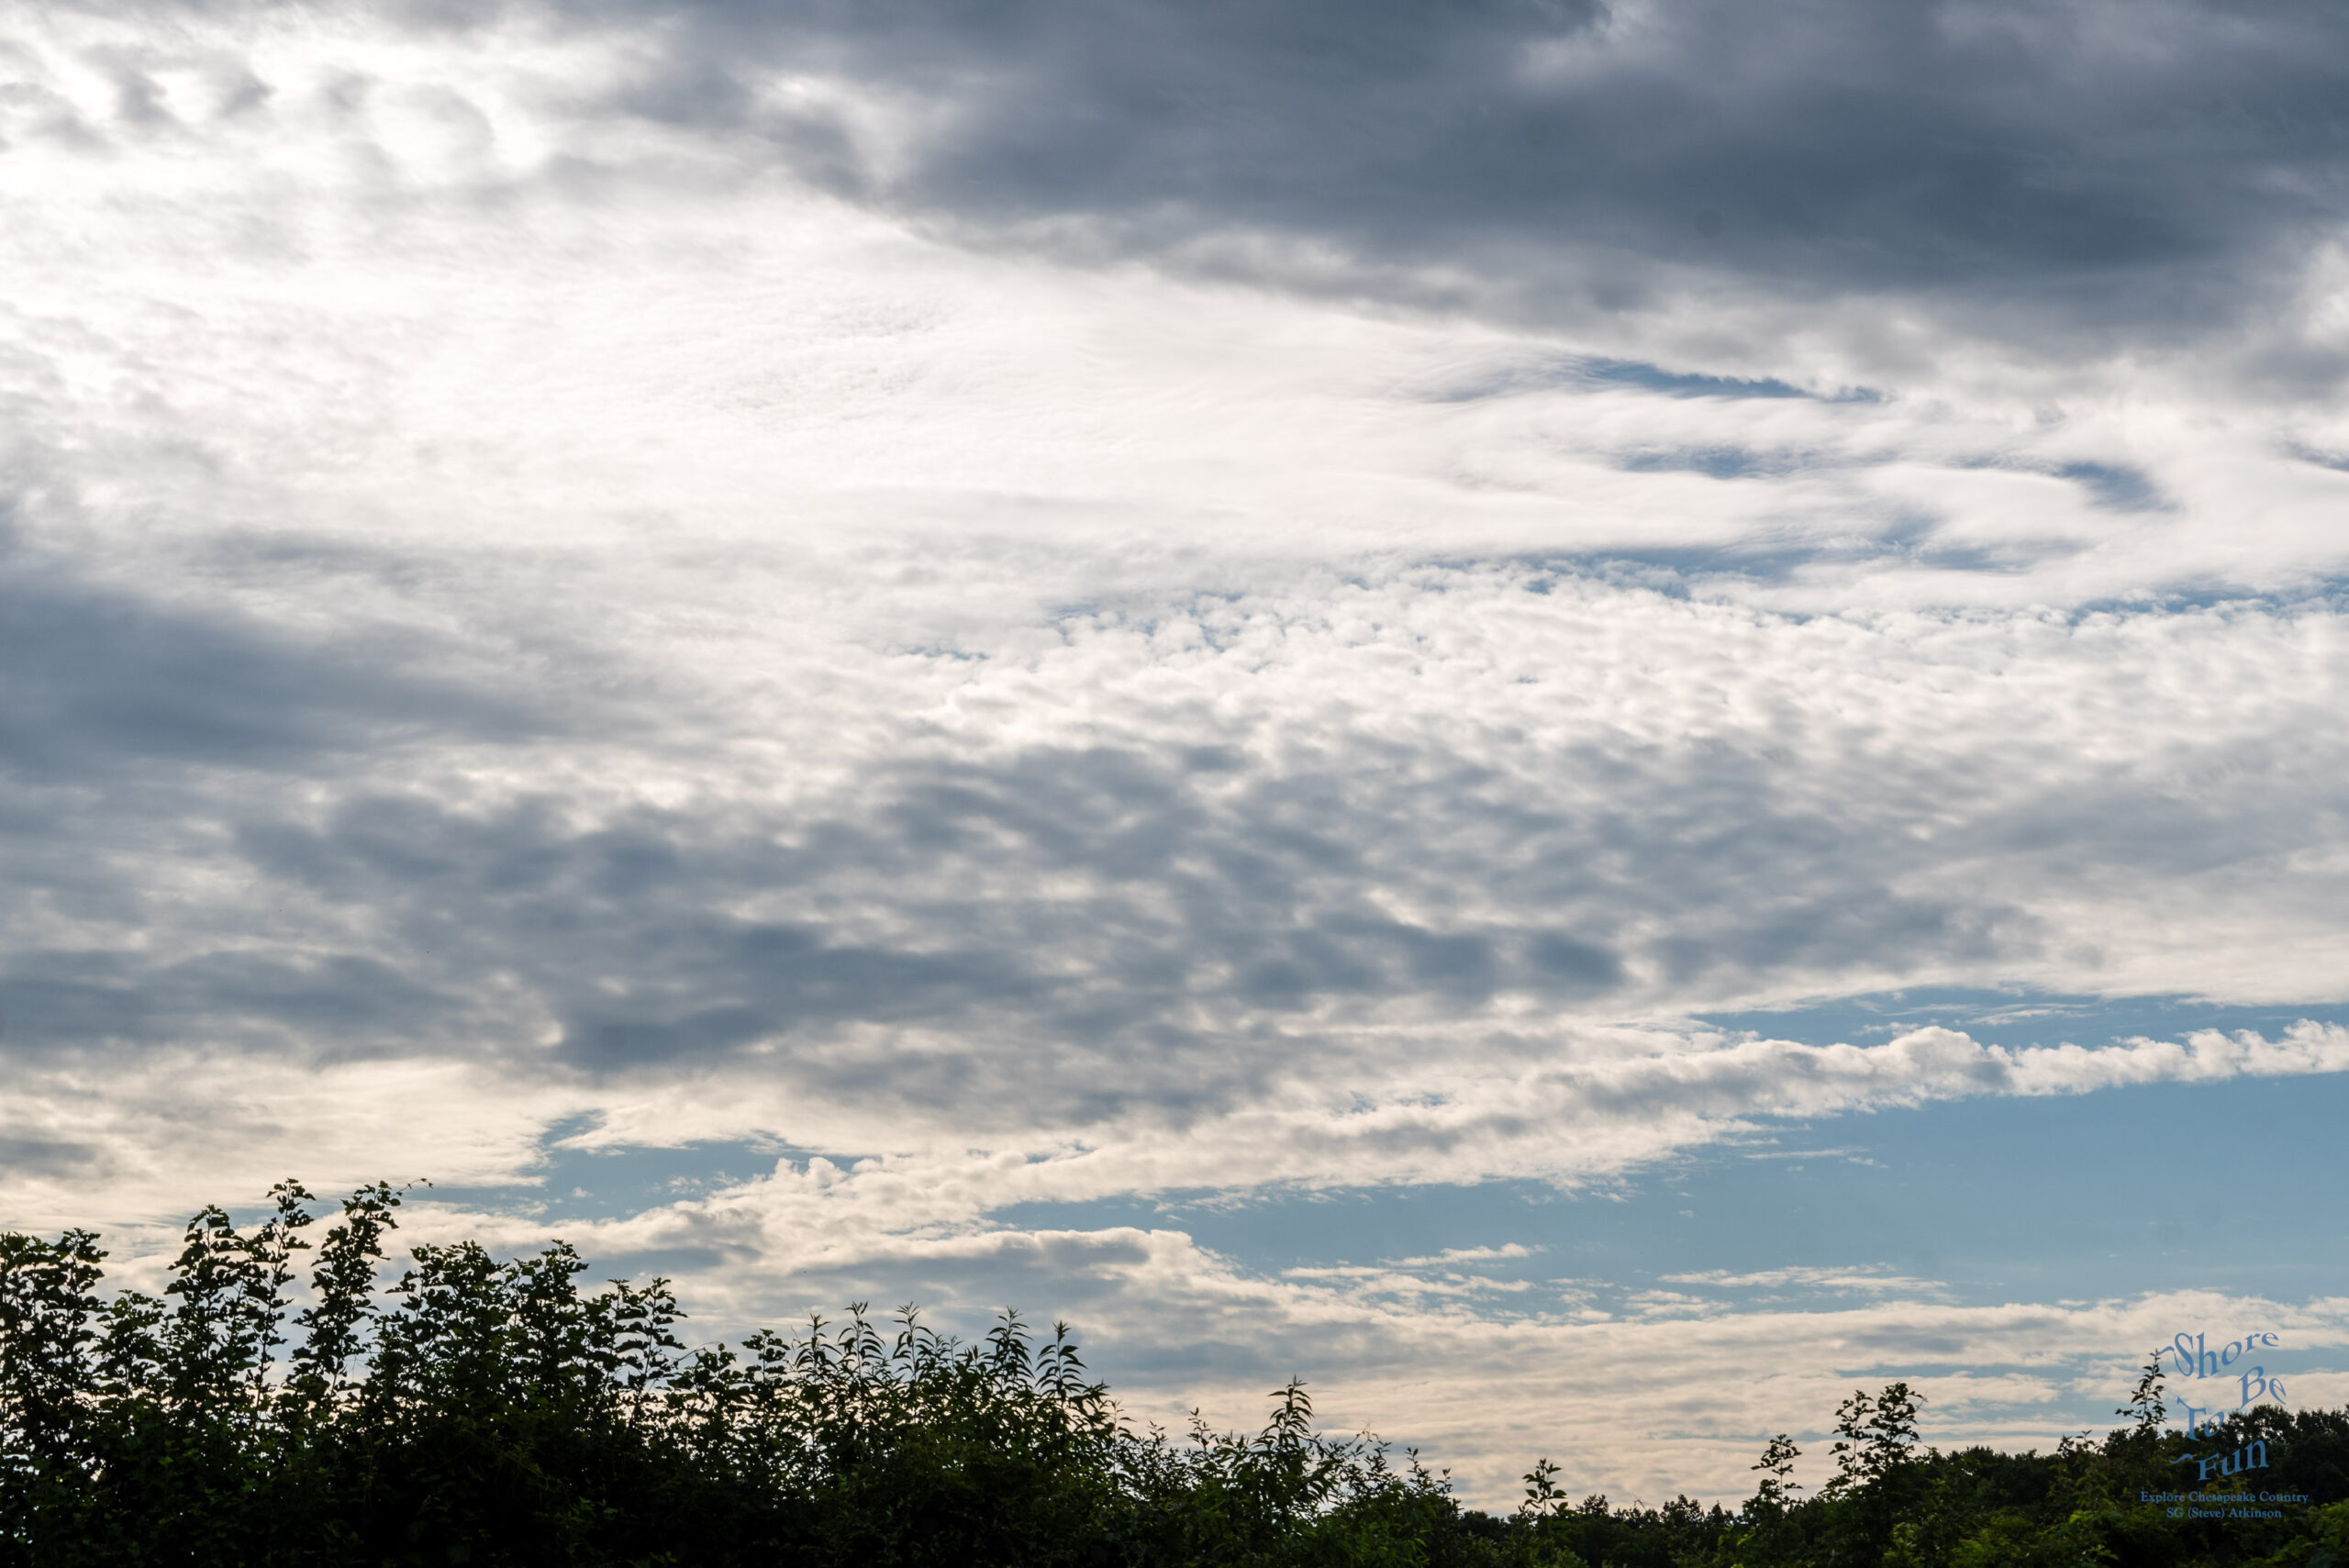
xmin=0 ymin=530 xmax=541 ymax=779
xmin=9 ymin=509 xmax=2349 ymax=1135
xmin=1663 ymin=1266 xmax=1946 ymax=1295
xmin=18 ymin=0 xmax=2349 ymax=394
xmin=1388 ymin=1244 xmax=1542 ymax=1267
xmin=465 ymin=0 xmax=2349 ymax=373
xmin=10 ymin=10 xmax=2349 ymax=608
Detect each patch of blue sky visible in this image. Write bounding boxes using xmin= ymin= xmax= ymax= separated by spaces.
xmin=1426 ymin=355 xmax=1882 ymax=405
xmin=2057 ymin=577 xmax=2349 ymax=618
xmin=427 ymin=1116 xmax=802 ymax=1226
xmin=1580 ymin=359 xmax=1815 ymax=399
xmin=1498 ymin=528 xmax=2065 ymax=590
xmin=993 ymin=991 xmax=2349 ymax=1318
xmin=395 ymin=995 xmax=2349 ymax=1352
xmin=1615 ymin=447 xmax=1792 ymax=480
xmin=2051 ymin=460 xmax=2168 ymax=512
xmin=990 ymin=1069 xmax=2349 ymax=1319
xmin=1599 ymin=448 xmax=2165 ymax=517
xmin=407 ymin=994 xmax=2349 ymax=1323
xmin=2284 ymin=441 xmax=2349 ymax=473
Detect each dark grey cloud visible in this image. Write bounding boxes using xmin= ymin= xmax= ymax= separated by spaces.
xmin=529 ymin=0 xmax=2349 ymax=348
xmin=0 ymin=529 xmax=545 ymax=782
xmin=0 ymin=526 xmax=603 ymax=1056
xmin=0 ymin=1136 xmax=107 ymax=1180
xmin=4 ymin=948 xmax=431 ymax=1051
xmin=0 ymin=708 xmax=2137 ymax=1108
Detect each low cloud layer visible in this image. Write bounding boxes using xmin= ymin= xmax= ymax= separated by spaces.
xmin=8 ymin=524 xmax=2349 ymax=1113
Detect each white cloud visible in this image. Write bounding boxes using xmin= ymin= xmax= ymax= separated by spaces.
xmin=1386 ymin=1243 xmax=1542 ymax=1266
xmin=1663 ymin=1266 xmax=1947 ymax=1295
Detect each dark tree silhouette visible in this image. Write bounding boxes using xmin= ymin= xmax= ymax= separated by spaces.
xmin=3 ymin=1185 xmax=2345 ymax=1567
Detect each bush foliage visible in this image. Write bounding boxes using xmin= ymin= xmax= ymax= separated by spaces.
xmin=2 ymin=1184 xmax=2343 ymax=1566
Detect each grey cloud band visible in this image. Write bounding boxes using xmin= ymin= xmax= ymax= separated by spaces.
xmin=540 ymin=0 xmax=2349 ymax=344
xmin=6 ymin=519 xmax=2343 ymax=1120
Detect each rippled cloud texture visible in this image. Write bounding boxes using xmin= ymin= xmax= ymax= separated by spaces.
xmin=6 ymin=0 xmax=2349 ymax=1504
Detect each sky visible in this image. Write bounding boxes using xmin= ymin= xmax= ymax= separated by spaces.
xmin=5 ymin=0 xmax=2349 ymax=1508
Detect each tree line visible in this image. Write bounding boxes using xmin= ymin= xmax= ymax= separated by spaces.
xmin=2 ymin=1182 xmax=2344 ymax=1565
